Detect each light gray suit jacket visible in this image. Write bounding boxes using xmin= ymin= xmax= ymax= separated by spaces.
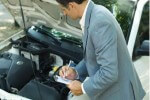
xmin=75 ymin=1 xmax=145 ymax=100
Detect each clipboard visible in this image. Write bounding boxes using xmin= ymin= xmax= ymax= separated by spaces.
xmin=54 ymin=75 xmax=72 ymax=84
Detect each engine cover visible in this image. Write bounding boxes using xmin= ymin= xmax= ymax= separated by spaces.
xmin=0 ymin=53 xmax=36 ymax=90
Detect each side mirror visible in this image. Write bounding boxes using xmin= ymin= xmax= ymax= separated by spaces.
xmin=136 ymin=40 xmax=149 ymax=56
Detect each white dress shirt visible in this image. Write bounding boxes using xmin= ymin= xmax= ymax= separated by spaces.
xmin=79 ymin=0 xmax=90 ymax=34
xmin=79 ymin=0 xmax=90 ymax=94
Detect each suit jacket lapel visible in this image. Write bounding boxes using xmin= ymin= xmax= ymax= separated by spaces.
xmin=82 ymin=1 xmax=94 ymax=55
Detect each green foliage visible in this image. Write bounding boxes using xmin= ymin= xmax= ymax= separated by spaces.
xmin=92 ymin=0 xmax=135 ymax=40
xmin=93 ymin=0 xmax=117 ymax=11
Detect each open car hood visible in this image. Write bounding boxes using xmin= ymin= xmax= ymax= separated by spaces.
xmin=1 ymin=0 xmax=82 ymax=38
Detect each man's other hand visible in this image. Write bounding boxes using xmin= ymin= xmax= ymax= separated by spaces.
xmin=59 ymin=66 xmax=77 ymax=80
xmin=67 ymin=80 xmax=83 ymax=96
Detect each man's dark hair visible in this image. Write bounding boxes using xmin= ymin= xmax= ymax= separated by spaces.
xmin=56 ymin=0 xmax=86 ymax=7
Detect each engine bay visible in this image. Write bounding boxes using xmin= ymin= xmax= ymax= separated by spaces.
xmin=0 ymin=25 xmax=83 ymax=100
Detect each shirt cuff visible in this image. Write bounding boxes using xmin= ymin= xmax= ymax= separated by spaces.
xmin=81 ymin=83 xmax=86 ymax=94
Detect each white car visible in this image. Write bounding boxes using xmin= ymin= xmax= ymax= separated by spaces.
xmin=0 ymin=0 xmax=149 ymax=99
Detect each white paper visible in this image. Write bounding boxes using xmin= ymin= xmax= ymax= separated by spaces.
xmin=0 ymin=89 xmax=31 ymax=100
xmin=54 ymin=75 xmax=72 ymax=84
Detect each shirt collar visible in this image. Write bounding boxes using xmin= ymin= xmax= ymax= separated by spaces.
xmin=79 ymin=0 xmax=90 ymax=28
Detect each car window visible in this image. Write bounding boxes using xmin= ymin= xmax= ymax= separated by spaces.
xmin=133 ymin=1 xmax=149 ymax=58
xmin=136 ymin=2 xmax=149 ymax=42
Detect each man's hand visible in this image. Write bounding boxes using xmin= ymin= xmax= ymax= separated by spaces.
xmin=67 ymin=80 xmax=83 ymax=96
xmin=59 ymin=66 xmax=77 ymax=80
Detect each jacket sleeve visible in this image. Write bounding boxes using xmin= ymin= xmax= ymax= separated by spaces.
xmin=75 ymin=59 xmax=88 ymax=82
xmin=83 ymin=22 xmax=119 ymax=97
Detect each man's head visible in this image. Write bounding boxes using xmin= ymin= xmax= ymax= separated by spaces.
xmin=56 ymin=0 xmax=87 ymax=20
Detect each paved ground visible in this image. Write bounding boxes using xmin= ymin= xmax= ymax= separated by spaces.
xmin=134 ymin=56 xmax=149 ymax=100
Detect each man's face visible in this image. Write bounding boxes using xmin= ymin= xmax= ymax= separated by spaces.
xmin=60 ymin=3 xmax=79 ymax=20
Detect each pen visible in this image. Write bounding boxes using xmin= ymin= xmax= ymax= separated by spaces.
xmin=64 ymin=60 xmax=72 ymax=78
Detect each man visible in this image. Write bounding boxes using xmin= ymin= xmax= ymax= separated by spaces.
xmin=56 ymin=0 xmax=146 ymax=100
